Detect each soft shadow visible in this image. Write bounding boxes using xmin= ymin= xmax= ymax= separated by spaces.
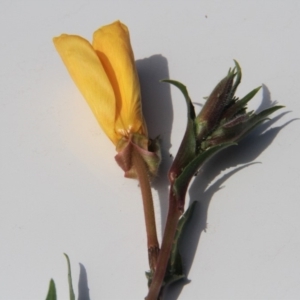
xmin=163 ymin=84 xmax=289 ymax=300
xmin=136 ymin=55 xmax=173 ymax=232
xmin=78 ymin=263 xmax=90 ymax=300
xmin=256 ymin=84 xmax=277 ymax=111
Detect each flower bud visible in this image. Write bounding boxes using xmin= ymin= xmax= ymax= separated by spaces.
xmin=164 ymin=61 xmax=283 ymax=210
xmin=196 ymin=70 xmax=235 ymax=139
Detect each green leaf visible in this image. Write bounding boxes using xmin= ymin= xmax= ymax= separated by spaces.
xmin=253 ymin=105 xmax=284 ymax=123
xmin=236 ymin=105 xmax=284 ymax=141
xmin=230 ymin=60 xmax=242 ymax=97
xmin=162 ymin=201 xmax=198 ymax=287
xmin=201 ymin=105 xmax=284 ymax=149
xmin=64 ymin=253 xmax=75 ymax=300
xmin=45 ymin=279 xmax=56 ymax=300
xmin=173 ymin=142 xmax=236 ymax=198
xmin=162 ymin=80 xmax=196 ymax=121
xmin=168 ymin=201 xmax=198 ymax=274
xmin=222 ymin=86 xmax=262 ymax=120
xmin=237 ymin=86 xmax=261 ymax=109
xmin=162 ymin=80 xmax=198 ymax=183
xmin=145 ymin=202 xmax=198 ymax=288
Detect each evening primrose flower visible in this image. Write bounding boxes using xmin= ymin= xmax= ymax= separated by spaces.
xmin=53 ymin=21 xmax=160 ymax=178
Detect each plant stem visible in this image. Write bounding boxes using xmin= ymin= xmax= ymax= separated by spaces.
xmin=132 ymin=146 xmax=160 ymax=272
xmin=145 ymin=185 xmax=182 ymax=300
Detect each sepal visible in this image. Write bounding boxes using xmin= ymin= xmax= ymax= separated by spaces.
xmin=115 ymin=133 xmax=161 ymax=179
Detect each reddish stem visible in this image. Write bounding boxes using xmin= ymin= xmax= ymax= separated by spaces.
xmin=145 ymin=184 xmax=182 ymax=300
xmin=132 ymin=146 xmax=160 ymax=271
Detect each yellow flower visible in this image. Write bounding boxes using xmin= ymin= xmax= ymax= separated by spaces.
xmin=53 ymin=20 xmax=147 ymax=146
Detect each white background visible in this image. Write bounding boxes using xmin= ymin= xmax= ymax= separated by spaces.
xmin=1 ymin=1 xmax=299 ymax=299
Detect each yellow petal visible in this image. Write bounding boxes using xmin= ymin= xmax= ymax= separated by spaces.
xmin=53 ymin=34 xmax=119 ymax=144
xmin=92 ymin=21 xmax=147 ymax=138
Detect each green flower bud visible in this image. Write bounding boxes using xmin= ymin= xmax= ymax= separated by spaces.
xmin=163 ymin=61 xmax=283 ymax=210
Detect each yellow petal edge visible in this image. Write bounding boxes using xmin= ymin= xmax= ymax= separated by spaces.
xmin=93 ymin=21 xmax=147 ymax=139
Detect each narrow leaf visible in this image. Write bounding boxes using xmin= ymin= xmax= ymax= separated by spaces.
xmin=162 ymin=80 xmax=198 ymax=183
xmin=253 ymin=105 xmax=284 ymax=122
xmin=235 ymin=105 xmax=284 ymax=141
xmin=162 ymin=80 xmax=195 ymax=120
xmin=238 ymin=86 xmax=261 ymax=109
xmin=174 ymin=142 xmax=236 ymax=198
xmin=45 ymin=279 xmax=56 ymax=300
xmin=169 ymin=201 xmax=198 ymax=274
xmin=162 ymin=202 xmax=198 ymax=287
xmin=222 ymin=86 xmax=261 ymax=120
xmin=64 ymin=253 xmax=75 ymax=300
xmin=230 ymin=60 xmax=242 ymax=97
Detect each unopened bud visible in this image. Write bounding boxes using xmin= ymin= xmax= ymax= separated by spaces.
xmin=196 ymin=70 xmax=235 ymax=138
